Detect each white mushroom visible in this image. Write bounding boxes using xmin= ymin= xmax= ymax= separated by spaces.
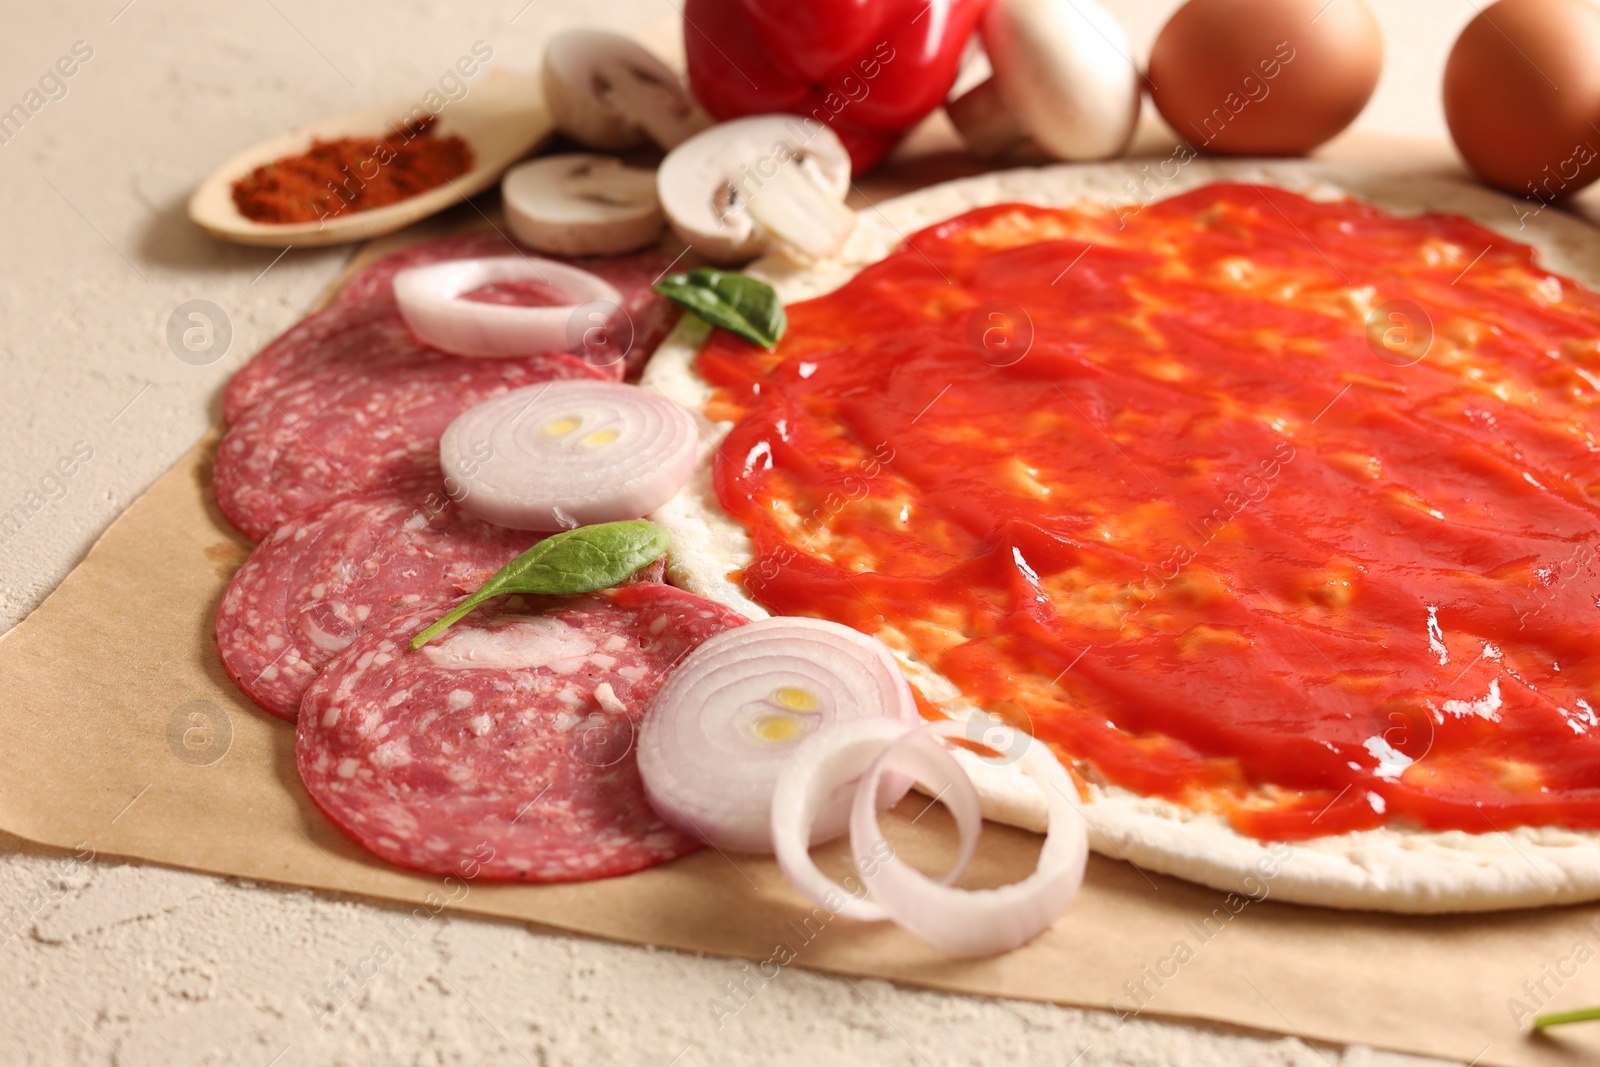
xmin=542 ymin=30 xmax=709 ymax=151
xmin=656 ymin=115 xmax=856 ymax=265
xmin=502 ymin=154 xmax=664 ymax=256
xmin=946 ymin=0 xmax=1140 ymax=161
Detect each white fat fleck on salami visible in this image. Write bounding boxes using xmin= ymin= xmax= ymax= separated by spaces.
xmin=370 ymin=737 xmax=413 ymax=769
xmin=301 ymin=614 xmax=355 ymax=654
xmin=215 ymin=482 xmax=542 ymax=721
xmin=296 ymin=583 xmax=748 ymax=883
xmin=421 ymin=616 xmax=601 ymax=672
xmin=592 ymin=683 xmax=626 ymax=716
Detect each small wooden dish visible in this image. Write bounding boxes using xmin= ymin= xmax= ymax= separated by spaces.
xmin=188 ymin=71 xmax=553 ymax=248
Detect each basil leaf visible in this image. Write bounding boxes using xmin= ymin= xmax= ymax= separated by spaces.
xmin=410 ymin=520 xmax=670 ymax=649
xmin=653 ymin=269 xmax=787 ymax=350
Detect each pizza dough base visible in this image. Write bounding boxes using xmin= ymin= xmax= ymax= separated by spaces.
xmin=643 ymin=159 xmax=1600 ymax=914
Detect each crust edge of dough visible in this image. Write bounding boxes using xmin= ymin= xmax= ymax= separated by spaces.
xmin=643 ymin=159 xmax=1600 ymax=914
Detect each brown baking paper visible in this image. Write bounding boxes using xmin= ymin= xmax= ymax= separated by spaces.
xmin=5 ymin=126 xmax=1600 ymax=1067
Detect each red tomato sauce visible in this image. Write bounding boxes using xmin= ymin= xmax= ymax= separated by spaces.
xmin=696 ymin=182 xmax=1600 ymax=840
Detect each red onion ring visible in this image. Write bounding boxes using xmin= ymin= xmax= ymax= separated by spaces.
xmin=440 ymin=380 xmax=697 ymax=531
xmin=849 ymin=720 xmax=1088 ymax=957
xmin=393 ymin=256 xmax=622 ymax=357
xmin=771 ymin=717 xmax=982 ymax=921
xmin=637 ymin=618 xmax=920 ymax=853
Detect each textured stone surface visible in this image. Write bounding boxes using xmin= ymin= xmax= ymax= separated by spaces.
xmin=1 ymin=832 xmax=1452 ymax=1067
xmin=0 ymin=1 xmax=1468 ymax=1062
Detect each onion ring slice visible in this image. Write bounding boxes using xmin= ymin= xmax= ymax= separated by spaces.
xmin=637 ymin=617 xmax=919 ymax=853
xmin=440 ymin=380 xmax=697 ymax=531
xmin=850 ymin=720 xmax=1089 ymax=957
xmin=394 ymin=256 xmax=623 ymax=357
xmin=772 ymin=717 xmax=983 ymax=921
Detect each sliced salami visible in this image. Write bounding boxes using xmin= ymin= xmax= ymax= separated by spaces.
xmin=296 ymin=583 xmax=748 ymax=882
xmin=334 ymin=233 xmax=682 ymax=353
xmin=225 ymin=237 xmax=682 ymax=422
xmin=216 ymin=481 xmax=542 ymax=720
xmin=214 ymin=352 xmax=605 ymax=541
xmin=533 ymin=251 xmax=684 ymax=372
xmin=332 ymin=232 xmax=520 ymax=309
xmin=223 ymin=305 xmax=421 ymax=426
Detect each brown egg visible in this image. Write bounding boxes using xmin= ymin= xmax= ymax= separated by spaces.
xmin=1147 ymin=0 xmax=1384 ymax=155
xmin=1444 ymin=0 xmax=1600 ymax=198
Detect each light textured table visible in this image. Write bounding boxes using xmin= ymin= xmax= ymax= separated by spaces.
xmin=0 ymin=1 xmax=1483 ymax=1063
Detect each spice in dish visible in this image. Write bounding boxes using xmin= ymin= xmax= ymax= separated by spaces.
xmin=231 ymin=116 xmax=473 ymax=225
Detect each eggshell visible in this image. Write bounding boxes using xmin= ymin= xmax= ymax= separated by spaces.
xmin=1444 ymin=0 xmax=1600 ymax=198
xmin=1147 ymin=0 xmax=1383 ymax=156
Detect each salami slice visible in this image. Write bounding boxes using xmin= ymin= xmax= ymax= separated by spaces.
xmin=223 ymin=305 xmax=419 ymax=426
xmin=225 ymin=239 xmax=682 ymax=423
xmin=333 ymin=233 xmax=683 ymax=346
xmin=216 ymin=481 xmax=542 ymax=720
xmin=331 ymin=232 xmax=520 ymax=308
xmin=296 ymin=583 xmax=748 ymax=882
xmin=214 ymin=352 xmax=604 ymax=541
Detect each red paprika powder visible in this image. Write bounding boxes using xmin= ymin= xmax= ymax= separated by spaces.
xmin=231 ymin=117 xmax=473 ymax=225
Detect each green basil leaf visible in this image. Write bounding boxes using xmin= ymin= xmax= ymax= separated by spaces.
xmin=410 ymin=520 xmax=670 ymax=649
xmin=653 ymin=269 xmax=787 ymax=351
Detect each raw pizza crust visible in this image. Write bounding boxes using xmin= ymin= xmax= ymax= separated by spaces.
xmin=643 ymin=160 xmax=1600 ymax=913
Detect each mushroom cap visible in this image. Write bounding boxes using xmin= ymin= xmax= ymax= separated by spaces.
xmin=657 ymin=115 xmax=852 ymax=264
xmin=983 ymin=0 xmax=1141 ymax=161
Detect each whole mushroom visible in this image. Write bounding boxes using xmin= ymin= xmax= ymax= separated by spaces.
xmin=946 ymin=0 xmax=1140 ymax=161
xmin=543 ymin=30 xmax=710 ymax=151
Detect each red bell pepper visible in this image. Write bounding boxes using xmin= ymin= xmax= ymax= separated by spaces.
xmin=682 ymin=0 xmax=989 ymax=174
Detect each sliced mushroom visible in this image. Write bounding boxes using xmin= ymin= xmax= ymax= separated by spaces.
xmin=657 ymin=115 xmax=856 ymax=265
xmin=946 ymin=0 xmax=1140 ymax=161
xmin=543 ymin=30 xmax=709 ymax=151
xmin=502 ymin=154 xmax=664 ymax=256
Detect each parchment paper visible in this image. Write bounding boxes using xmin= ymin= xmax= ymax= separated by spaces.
xmin=4 ymin=126 xmax=1600 ymax=1067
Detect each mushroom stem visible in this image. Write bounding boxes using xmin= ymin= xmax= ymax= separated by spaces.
xmin=658 ymin=116 xmax=855 ymax=264
xmin=741 ymin=160 xmax=856 ymax=260
xmin=945 ymin=78 xmax=1030 ymax=158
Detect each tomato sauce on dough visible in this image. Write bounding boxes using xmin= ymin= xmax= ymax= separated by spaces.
xmin=697 ymin=183 xmax=1600 ymax=840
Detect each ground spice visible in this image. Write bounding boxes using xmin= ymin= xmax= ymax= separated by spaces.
xmin=231 ymin=116 xmax=474 ymax=225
